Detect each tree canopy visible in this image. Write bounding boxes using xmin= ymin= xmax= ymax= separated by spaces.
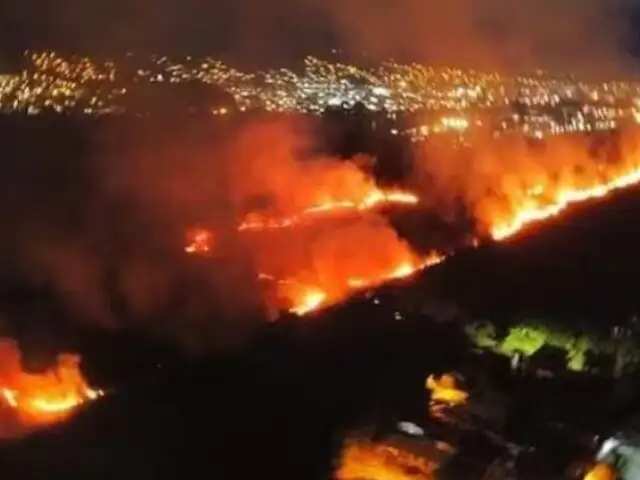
xmin=464 ymin=320 xmax=638 ymax=372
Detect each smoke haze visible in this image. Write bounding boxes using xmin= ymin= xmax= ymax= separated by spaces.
xmin=412 ymin=127 xmax=640 ymax=237
xmin=1 ymin=0 xmax=637 ymax=75
xmin=0 ymin=116 xmax=422 ymax=350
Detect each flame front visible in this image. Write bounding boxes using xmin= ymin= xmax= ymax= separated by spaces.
xmin=0 ymin=339 xmax=102 ymax=433
xmin=186 ymin=147 xmax=640 ymax=316
xmin=490 ymin=164 xmax=640 ymax=240
xmin=238 ymin=188 xmax=419 ymax=232
xmin=413 ymin=131 xmax=640 ymax=242
xmin=185 ymin=125 xmax=640 ymax=317
xmin=185 ymin=181 xmax=428 ymax=315
xmin=287 ymin=286 xmax=328 ymax=316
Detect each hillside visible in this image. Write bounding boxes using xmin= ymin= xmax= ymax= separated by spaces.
xmin=420 ymin=182 xmax=640 ymax=323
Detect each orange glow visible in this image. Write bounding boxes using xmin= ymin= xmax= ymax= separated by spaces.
xmin=238 ymin=188 xmax=419 ymax=232
xmin=583 ymin=463 xmax=615 ymax=480
xmin=276 ymin=249 xmax=445 ymax=316
xmin=0 ymin=339 xmax=102 ymax=429
xmin=489 ymin=165 xmax=640 ymax=240
xmin=186 ymin=159 xmax=640 ymax=316
xmin=426 ymin=373 xmax=468 ymax=405
xmin=185 ymin=227 xmax=216 ymax=254
xmin=185 ymin=181 xmax=440 ymax=315
xmin=288 ymin=286 xmax=328 ymax=316
xmin=183 ymin=123 xmax=640 ymax=319
xmin=411 ymin=129 xmax=640 ymax=244
xmin=184 ymin=225 xmax=444 ymax=316
xmin=336 ymin=441 xmax=436 ymax=480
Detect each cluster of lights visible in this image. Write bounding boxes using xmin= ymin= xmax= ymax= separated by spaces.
xmin=0 ymin=51 xmax=639 ymax=124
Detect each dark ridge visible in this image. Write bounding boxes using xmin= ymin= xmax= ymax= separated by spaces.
xmin=420 ymin=181 xmax=640 ymax=325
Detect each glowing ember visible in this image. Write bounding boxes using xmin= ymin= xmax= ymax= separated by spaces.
xmin=583 ymin=463 xmax=615 ymax=480
xmin=489 ymin=165 xmax=640 ymax=240
xmin=336 ymin=440 xmax=436 ymax=480
xmin=426 ymin=373 xmax=468 ymax=405
xmin=0 ymin=339 xmax=102 ymax=428
xmin=185 ymin=227 xmax=216 ymax=254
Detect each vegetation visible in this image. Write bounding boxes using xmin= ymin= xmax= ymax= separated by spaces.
xmin=465 ymin=320 xmax=640 ymax=373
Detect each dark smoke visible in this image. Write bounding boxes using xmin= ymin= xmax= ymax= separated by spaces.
xmin=1 ymin=0 xmax=638 ymax=75
xmin=0 ymin=116 xmax=411 ymax=351
xmin=0 ymin=117 xmax=268 ymax=352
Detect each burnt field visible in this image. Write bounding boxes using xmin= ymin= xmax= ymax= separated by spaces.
xmin=0 ymin=114 xmax=638 ymax=478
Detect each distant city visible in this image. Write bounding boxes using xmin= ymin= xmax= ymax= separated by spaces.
xmin=2 ymin=50 xmax=640 ymax=141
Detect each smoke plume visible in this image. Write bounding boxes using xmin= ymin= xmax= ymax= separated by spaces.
xmin=0 ymin=116 xmax=419 ymax=350
xmin=412 ymin=127 xmax=640 ymax=238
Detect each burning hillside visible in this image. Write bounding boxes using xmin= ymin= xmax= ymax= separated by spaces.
xmin=0 ymin=339 xmax=102 ymax=437
xmin=188 ymin=217 xmax=444 ymax=315
xmin=175 ymin=119 xmax=440 ymax=315
xmin=6 ymin=115 xmax=640 ymax=350
xmin=489 ymin=161 xmax=640 ymax=240
xmin=414 ymin=130 xmax=640 ymax=241
xmin=184 ymin=125 xmax=640 ymax=317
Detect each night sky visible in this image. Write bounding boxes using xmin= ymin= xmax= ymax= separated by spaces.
xmin=1 ymin=0 xmax=640 ymax=73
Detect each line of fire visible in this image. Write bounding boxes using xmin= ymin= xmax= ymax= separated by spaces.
xmin=2 ymin=70 xmax=640 ymax=479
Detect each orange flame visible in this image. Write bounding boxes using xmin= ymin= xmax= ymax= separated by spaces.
xmin=185 ymin=227 xmax=216 ymax=254
xmin=186 ymin=130 xmax=640 ymax=317
xmin=0 ymin=339 xmax=102 ymax=430
xmin=490 ymin=165 xmax=640 ymax=240
xmin=336 ymin=440 xmax=437 ymax=480
xmin=275 ymin=250 xmax=445 ymax=316
xmin=288 ymin=287 xmax=328 ymax=316
xmin=280 ymin=258 xmax=435 ymax=316
xmin=238 ymin=188 xmax=419 ymax=232
xmin=426 ymin=374 xmax=468 ymax=405
xmin=186 ymin=184 xmax=430 ymax=315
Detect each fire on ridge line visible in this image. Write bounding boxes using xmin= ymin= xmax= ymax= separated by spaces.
xmin=490 ymin=164 xmax=640 ymax=240
xmin=186 ymin=162 xmax=640 ymax=316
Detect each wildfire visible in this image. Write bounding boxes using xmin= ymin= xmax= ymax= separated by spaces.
xmin=0 ymin=339 xmax=102 ymax=429
xmin=185 ymin=156 xmax=640 ymax=316
xmin=426 ymin=373 xmax=468 ymax=405
xmin=490 ymin=165 xmax=640 ymax=240
xmin=185 ymin=227 xmax=216 ymax=254
xmin=273 ymin=251 xmax=446 ymax=316
xmin=184 ymin=125 xmax=640 ymax=318
xmin=185 ymin=183 xmax=433 ymax=316
xmin=288 ymin=287 xmax=328 ymax=316
xmin=238 ymin=188 xmax=419 ymax=232
xmin=336 ymin=440 xmax=436 ymax=480
xmin=347 ymin=254 xmax=444 ymax=289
